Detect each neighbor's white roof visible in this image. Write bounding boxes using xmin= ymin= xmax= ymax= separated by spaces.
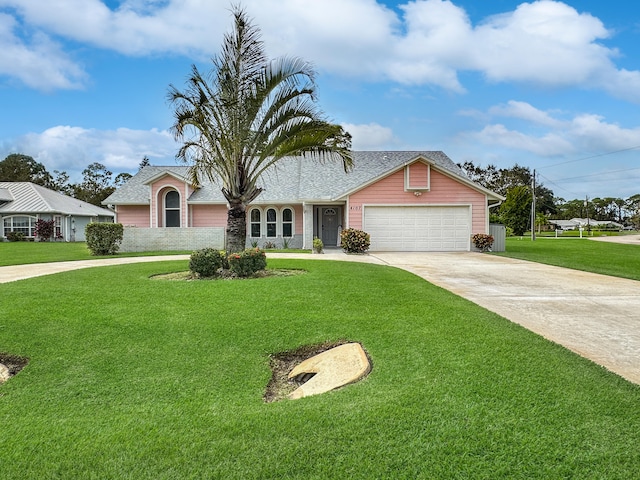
xmin=0 ymin=182 xmax=115 ymax=217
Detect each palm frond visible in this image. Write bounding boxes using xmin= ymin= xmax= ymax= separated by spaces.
xmin=168 ymin=5 xmax=352 ymax=205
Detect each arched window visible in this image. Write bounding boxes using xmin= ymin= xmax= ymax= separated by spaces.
xmin=266 ymin=208 xmax=277 ymax=237
xmin=282 ymin=208 xmax=293 ymax=237
xmin=250 ymin=208 xmax=261 ymax=237
xmin=164 ymin=190 xmax=180 ymax=227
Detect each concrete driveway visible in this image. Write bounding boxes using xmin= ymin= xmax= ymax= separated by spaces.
xmin=1 ymin=250 xmax=639 ymax=385
xmin=370 ymin=252 xmax=640 ymax=386
xmin=589 ymin=234 xmax=640 ymax=245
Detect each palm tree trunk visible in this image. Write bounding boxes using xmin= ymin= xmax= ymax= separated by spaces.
xmin=226 ymin=199 xmax=247 ymax=253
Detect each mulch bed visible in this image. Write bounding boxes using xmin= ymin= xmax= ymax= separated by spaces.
xmin=151 ymin=269 xmax=306 ymax=281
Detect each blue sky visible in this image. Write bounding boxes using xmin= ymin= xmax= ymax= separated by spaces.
xmin=1 ymin=0 xmax=640 ymax=200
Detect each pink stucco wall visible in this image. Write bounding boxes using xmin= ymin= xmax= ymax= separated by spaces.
xmin=150 ymin=176 xmax=193 ymax=227
xmin=116 ymin=205 xmax=150 ymax=227
xmin=116 ymin=195 xmax=304 ymax=233
xmin=347 ymin=164 xmax=488 ymax=233
xmin=293 ymin=205 xmax=303 ymax=235
xmin=191 ymin=204 xmax=228 ymax=227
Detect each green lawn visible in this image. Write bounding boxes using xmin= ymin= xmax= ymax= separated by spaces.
xmin=496 ymin=237 xmax=640 ymax=281
xmin=0 ymin=241 xmax=191 ymax=266
xmin=1 ymin=259 xmax=639 ymax=478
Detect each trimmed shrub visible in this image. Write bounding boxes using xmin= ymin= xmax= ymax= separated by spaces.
xmin=472 ymin=233 xmax=494 ymax=252
xmin=313 ymin=237 xmax=323 ymax=253
xmin=228 ymin=248 xmax=267 ymax=277
xmin=6 ymin=231 xmax=25 ymax=242
xmin=34 ymin=219 xmax=55 ymax=241
xmin=190 ymin=248 xmax=227 ymax=278
xmin=340 ymin=228 xmax=370 ymax=254
xmin=85 ymin=223 xmax=123 ymax=255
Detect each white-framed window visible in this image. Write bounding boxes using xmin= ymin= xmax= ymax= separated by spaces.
xmin=164 ymin=190 xmax=180 ymax=227
xmin=54 ymin=215 xmax=62 ymax=239
xmin=266 ymin=207 xmax=277 ymax=237
xmin=282 ymin=207 xmax=293 ymax=237
xmin=250 ymin=208 xmax=261 ymax=237
xmin=3 ymin=215 xmax=37 ymax=237
xmin=248 ymin=206 xmax=295 ymax=238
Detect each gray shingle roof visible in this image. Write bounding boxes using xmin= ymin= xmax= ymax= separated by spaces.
xmin=104 ymin=151 xmax=496 ymax=205
xmin=0 ymin=182 xmax=115 ymax=217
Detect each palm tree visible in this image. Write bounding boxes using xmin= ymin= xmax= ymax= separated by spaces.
xmin=168 ymin=7 xmax=352 ymax=253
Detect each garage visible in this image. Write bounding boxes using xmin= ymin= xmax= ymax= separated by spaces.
xmin=363 ymin=205 xmax=471 ymax=251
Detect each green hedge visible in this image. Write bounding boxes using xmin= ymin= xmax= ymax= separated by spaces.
xmin=189 ymin=248 xmax=228 ymax=278
xmin=228 ymin=248 xmax=267 ymax=277
xmin=6 ymin=231 xmax=25 ymax=242
xmin=85 ymin=223 xmax=123 ymax=255
xmin=340 ymin=228 xmax=370 ymax=254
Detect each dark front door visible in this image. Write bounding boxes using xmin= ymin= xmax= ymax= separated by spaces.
xmin=321 ymin=207 xmax=340 ymax=246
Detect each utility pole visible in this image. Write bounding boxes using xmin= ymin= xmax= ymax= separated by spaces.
xmin=531 ymin=169 xmax=536 ymax=241
xmin=585 ymin=195 xmax=590 ymax=233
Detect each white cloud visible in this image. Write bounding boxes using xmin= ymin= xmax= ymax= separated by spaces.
xmin=1 ymin=0 xmax=639 ymax=101
xmin=470 ymin=123 xmax=574 ymax=156
xmin=254 ymin=0 xmax=399 ymax=79
xmin=0 ymin=0 xmax=227 ymax=56
xmin=0 ymin=13 xmax=86 ymax=90
xmin=467 ymin=101 xmax=640 ymax=156
xmin=341 ymin=122 xmax=397 ymax=150
xmin=470 ymin=1 xmax=613 ymax=86
xmin=2 ymin=126 xmax=178 ymax=180
xmin=388 ymin=0 xmax=471 ymax=90
xmin=488 ymin=101 xmax=565 ymax=128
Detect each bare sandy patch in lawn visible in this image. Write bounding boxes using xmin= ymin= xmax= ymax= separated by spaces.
xmin=264 ymin=340 xmax=372 ymax=403
xmin=0 ymin=353 xmax=29 ymax=384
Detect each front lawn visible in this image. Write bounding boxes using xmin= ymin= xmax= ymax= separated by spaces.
xmin=495 ymin=237 xmax=640 ymax=281
xmin=1 ymin=259 xmax=639 ymax=478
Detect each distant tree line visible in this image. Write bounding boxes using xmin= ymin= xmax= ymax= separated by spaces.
xmin=459 ymin=161 xmax=640 ymax=234
xmin=0 ymin=153 xmax=141 ymax=207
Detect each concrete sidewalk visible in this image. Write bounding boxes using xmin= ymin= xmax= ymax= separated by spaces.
xmin=0 ymin=255 xmax=190 ymax=283
xmin=1 ymin=251 xmax=638 ymax=385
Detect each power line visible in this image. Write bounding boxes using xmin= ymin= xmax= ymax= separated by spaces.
xmin=536 ymin=172 xmax=582 ymax=197
xmin=551 ymin=166 xmax=640 ymax=182
xmin=538 ymin=145 xmax=640 ymax=170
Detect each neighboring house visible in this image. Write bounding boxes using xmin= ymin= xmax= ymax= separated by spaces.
xmin=103 ymin=151 xmax=504 ymax=252
xmin=549 ymin=218 xmax=624 ymax=231
xmin=0 ymin=182 xmax=115 ymax=242
xmin=548 ymin=219 xmax=580 ymax=231
xmin=570 ymin=218 xmax=624 ymax=230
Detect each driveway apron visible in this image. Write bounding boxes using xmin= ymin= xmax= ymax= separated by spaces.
xmin=371 ymin=252 xmax=640 ymax=386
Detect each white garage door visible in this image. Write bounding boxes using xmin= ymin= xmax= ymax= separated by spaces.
xmin=364 ymin=206 xmax=471 ymax=251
